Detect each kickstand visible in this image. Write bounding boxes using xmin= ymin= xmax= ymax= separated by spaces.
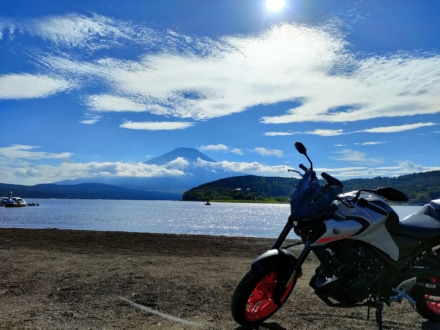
xmin=375 ymin=301 xmax=384 ymax=330
xmin=367 ymin=296 xmax=384 ymax=330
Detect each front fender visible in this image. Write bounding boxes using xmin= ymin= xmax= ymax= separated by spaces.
xmin=251 ymin=248 xmax=299 ymax=273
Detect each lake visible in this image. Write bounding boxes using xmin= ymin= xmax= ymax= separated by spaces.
xmin=0 ymin=199 xmax=421 ymax=238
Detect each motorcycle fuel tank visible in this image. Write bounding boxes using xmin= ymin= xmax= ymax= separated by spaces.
xmin=311 ymin=219 xmax=363 ymax=246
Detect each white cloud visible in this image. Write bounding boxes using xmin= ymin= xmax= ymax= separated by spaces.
xmin=357 ymin=141 xmax=385 ymax=146
xmin=2 ymin=13 xmax=135 ymax=49
xmin=264 ymin=132 xmax=294 ymax=136
xmin=0 ymin=145 xmax=72 ymax=160
xmin=272 ymin=122 xmax=437 ymax=137
xmin=0 ymin=155 xmax=292 ymax=185
xmin=27 ymin=22 xmax=348 ymax=121
xmin=194 ymin=158 xmax=291 ymax=176
xmin=304 ymin=129 xmax=345 ymax=136
xmin=80 ymin=119 xmax=99 ymax=125
xmin=261 ymin=54 xmax=440 ymax=124
xmin=253 ymin=147 xmax=283 ymax=157
xmin=165 ymin=157 xmax=189 ymax=170
xmin=333 ymin=149 xmax=382 ymax=164
xmin=231 ymin=148 xmax=244 ymax=155
xmin=87 ymin=95 xmax=147 ymax=112
xmin=362 ymin=122 xmax=437 ymax=133
xmin=1 ymin=149 xmax=438 ymax=185
xmin=1 ymin=14 xmax=438 ymax=126
xmin=79 ymin=114 xmax=102 ymax=125
xmin=1 ymin=13 xmax=439 ymax=185
xmin=120 ymin=121 xmax=194 ymax=130
xmin=317 ymin=163 xmax=440 ymax=179
xmin=199 ymin=144 xmax=243 ymax=155
xmin=35 ymin=14 xmax=114 ymax=47
xmin=200 ymin=144 xmax=228 ymax=152
xmin=0 ymin=159 xmax=188 ymax=185
xmin=3 ymin=14 xmax=437 ymax=126
xmin=398 ymin=160 xmax=426 ymax=173
xmin=0 ymin=74 xmax=71 ymax=99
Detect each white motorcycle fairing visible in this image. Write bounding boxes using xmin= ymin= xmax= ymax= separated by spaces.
xmin=310 ymin=196 xmax=400 ymax=260
xmin=311 ymin=199 xmax=440 ymax=262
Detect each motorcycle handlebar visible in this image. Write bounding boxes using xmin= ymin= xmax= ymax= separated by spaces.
xmin=321 ymin=172 xmax=344 ymax=188
xmin=299 ymin=164 xmax=308 ymax=172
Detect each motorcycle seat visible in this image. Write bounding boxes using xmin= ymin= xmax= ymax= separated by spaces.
xmin=393 ymin=200 xmax=440 ymax=240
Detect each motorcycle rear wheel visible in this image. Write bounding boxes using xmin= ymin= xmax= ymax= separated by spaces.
xmin=415 ymin=277 xmax=440 ymax=321
xmin=231 ymin=267 xmax=296 ymax=327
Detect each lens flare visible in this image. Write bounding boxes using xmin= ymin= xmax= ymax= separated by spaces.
xmin=265 ymin=0 xmax=286 ymax=12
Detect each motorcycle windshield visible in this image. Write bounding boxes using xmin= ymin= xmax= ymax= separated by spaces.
xmin=290 ymin=172 xmax=341 ymax=221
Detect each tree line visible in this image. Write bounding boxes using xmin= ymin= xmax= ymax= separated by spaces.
xmin=182 ymin=171 xmax=440 ymax=205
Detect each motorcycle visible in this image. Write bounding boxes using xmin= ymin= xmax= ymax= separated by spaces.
xmin=231 ymin=142 xmax=440 ymax=329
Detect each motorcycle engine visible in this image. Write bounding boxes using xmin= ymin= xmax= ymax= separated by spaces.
xmin=310 ymin=240 xmax=391 ymax=306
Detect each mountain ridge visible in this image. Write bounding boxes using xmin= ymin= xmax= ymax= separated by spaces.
xmin=144 ymin=147 xmax=215 ymax=165
xmin=2 ymin=171 xmax=439 ymax=203
xmin=7 ymin=147 xmax=439 ymax=203
xmin=0 ymin=182 xmax=181 ymax=200
xmin=182 ymin=170 xmax=440 ymax=205
xmin=53 ymin=147 xmax=233 ymax=193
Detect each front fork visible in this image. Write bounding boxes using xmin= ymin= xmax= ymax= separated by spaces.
xmin=255 ymin=215 xmax=312 ymax=303
xmin=271 ymin=215 xmax=295 ymax=249
xmin=271 ymin=215 xmax=312 ymax=277
xmin=283 ymin=240 xmax=311 ymax=289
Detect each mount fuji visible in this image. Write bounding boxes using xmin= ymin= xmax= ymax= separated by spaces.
xmin=55 ymin=148 xmax=243 ymax=196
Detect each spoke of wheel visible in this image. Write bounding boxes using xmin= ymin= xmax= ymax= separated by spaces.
xmin=246 ymin=272 xmax=278 ymax=320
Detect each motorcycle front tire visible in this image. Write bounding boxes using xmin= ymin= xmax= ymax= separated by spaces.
xmin=231 ymin=266 xmax=296 ymax=327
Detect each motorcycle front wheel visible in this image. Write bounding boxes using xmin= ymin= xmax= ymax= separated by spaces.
xmin=231 ymin=267 xmax=297 ymax=327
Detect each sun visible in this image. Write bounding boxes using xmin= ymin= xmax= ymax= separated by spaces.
xmin=265 ymin=0 xmax=286 ymax=12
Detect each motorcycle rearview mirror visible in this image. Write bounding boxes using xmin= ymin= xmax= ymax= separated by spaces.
xmin=295 ymin=142 xmax=313 ymax=170
xmin=294 ymin=142 xmax=307 ymax=155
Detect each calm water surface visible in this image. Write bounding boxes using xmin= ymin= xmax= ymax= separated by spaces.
xmin=0 ymin=199 xmax=421 ymax=238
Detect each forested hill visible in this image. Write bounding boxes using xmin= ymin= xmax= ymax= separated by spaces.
xmin=182 ymin=170 xmax=440 ymax=204
xmin=0 ymin=183 xmax=180 ymax=200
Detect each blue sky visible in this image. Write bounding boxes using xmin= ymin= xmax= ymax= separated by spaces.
xmin=0 ymin=0 xmax=439 ymax=185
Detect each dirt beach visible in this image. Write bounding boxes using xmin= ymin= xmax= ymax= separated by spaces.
xmin=0 ymin=228 xmax=439 ymax=329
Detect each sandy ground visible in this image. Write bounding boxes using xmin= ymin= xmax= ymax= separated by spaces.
xmin=1 ymin=228 xmax=440 ymax=329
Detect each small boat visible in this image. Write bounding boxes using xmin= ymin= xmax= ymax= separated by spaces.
xmin=1 ymin=192 xmax=27 ymax=207
xmin=205 ymin=200 xmax=211 ymax=205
